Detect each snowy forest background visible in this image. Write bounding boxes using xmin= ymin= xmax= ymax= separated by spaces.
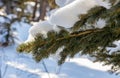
xmin=0 ymin=0 xmax=120 ymax=78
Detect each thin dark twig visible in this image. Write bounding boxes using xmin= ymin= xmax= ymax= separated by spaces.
xmin=1 ymin=48 xmax=8 ymax=78
xmin=56 ymin=65 xmax=62 ymax=74
xmin=2 ymin=65 xmax=8 ymax=78
xmin=32 ymin=0 xmax=38 ymax=21
xmin=42 ymin=60 xmax=51 ymax=78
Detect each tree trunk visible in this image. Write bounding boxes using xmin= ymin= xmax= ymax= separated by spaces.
xmin=37 ymin=0 xmax=48 ymax=21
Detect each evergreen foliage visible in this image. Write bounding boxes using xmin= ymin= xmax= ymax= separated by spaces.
xmin=17 ymin=0 xmax=120 ymax=74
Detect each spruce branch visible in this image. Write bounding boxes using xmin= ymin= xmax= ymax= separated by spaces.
xmin=17 ymin=0 xmax=120 ymax=74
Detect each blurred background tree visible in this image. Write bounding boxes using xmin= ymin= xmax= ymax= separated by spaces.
xmin=0 ymin=0 xmax=57 ymax=47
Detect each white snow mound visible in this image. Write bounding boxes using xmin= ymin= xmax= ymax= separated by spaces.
xmin=25 ymin=21 xmax=54 ymax=42
xmin=49 ymin=0 xmax=98 ymax=28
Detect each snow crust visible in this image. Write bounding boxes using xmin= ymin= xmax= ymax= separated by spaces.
xmin=94 ymin=19 xmax=106 ymax=28
xmin=29 ymin=21 xmax=53 ymax=36
xmin=55 ymin=0 xmax=66 ymax=7
xmin=107 ymin=41 xmax=120 ymax=54
xmin=96 ymin=0 xmax=111 ymax=9
xmin=0 ymin=17 xmax=6 ymax=23
xmin=25 ymin=21 xmax=54 ymax=42
xmin=27 ymin=0 xmax=111 ymax=42
xmin=55 ymin=0 xmax=75 ymax=7
xmin=49 ymin=0 xmax=98 ymax=28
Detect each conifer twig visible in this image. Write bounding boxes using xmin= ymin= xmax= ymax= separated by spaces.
xmin=42 ymin=60 xmax=51 ymax=78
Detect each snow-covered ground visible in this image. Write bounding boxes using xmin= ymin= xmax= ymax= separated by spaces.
xmin=0 ymin=22 xmax=120 ymax=78
xmin=1 ymin=46 xmax=120 ymax=78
